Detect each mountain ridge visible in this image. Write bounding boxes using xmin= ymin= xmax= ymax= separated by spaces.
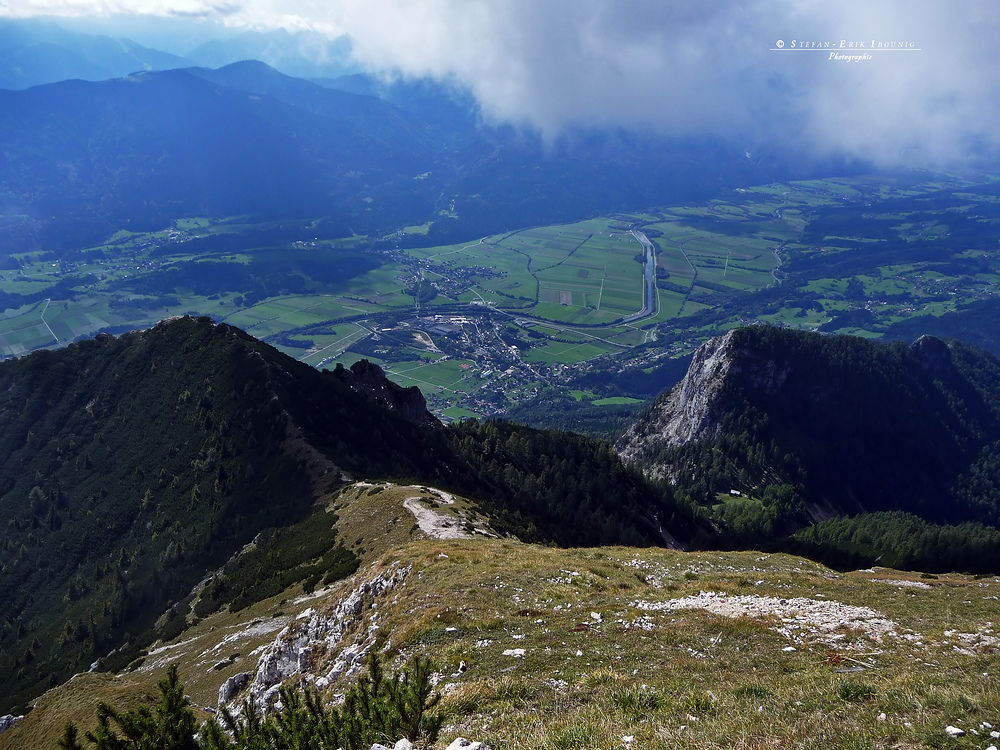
xmin=615 ymin=325 xmax=1000 ymax=567
xmin=0 ymin=18 xmax=193 ymax=90
xmin=0 ymin=316 xmax=685 ymax=713
xmin=0 ymin=59 xmax=798 ymax=254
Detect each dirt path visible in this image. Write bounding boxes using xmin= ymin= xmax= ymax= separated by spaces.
xmin=403 ymin=497 xmax=472 ymax=539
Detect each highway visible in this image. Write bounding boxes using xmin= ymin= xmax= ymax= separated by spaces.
xmin=621 ymin=230 xmax=657 ymax=324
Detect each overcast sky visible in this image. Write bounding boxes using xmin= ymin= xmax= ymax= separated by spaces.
xmin=3 ymin=0 xmax=998 ymax=169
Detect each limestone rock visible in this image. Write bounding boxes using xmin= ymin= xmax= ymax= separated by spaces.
xmin=0 ymin=714 xmax=24 ymax=735
xmin=445 ymin=739 xmax=491 ymax=750
xmin=218 ymin=672 xmax=252 ymax=706
xmin=244 ymin=563 xmax=411 ymax=711
xmin=615 ymin=330 xmax=741 ymax=475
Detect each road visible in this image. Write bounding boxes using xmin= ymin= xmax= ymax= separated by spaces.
xmin=39 ymin=299 xmax=59 ymax=344
xmin=621 ymin=230 xmax=658 ymax=324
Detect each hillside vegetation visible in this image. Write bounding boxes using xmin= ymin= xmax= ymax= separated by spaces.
xmin=0 ymin=316 xmax=690 ymax=713
xmin=3 ymin=538 xmax=998 ymax=749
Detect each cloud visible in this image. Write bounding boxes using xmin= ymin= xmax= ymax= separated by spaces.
xmin=328 ymin=0 xmax=1000 ymax=168
xmin=0 ymin=0 xmax=238 ymax=20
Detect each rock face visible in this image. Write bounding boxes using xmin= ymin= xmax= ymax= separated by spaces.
xmin=911 ymin=334 xmax=954 ymax=380
xmin=0 ymin=714 xmax=23 ymax=735
xmin=617 ymin=328 xmax=802 ymax=465
xmin=616 ymin=328 xmax=799 ymax=478
xmin=218 ymin=672 xmax=252 ymax=706
xmin=333 ymin=359 xmax=438 ymax=427
xmin=236 ymin=562 xmax=412 ymax=711
xmin=615 ymin=332 xmax=733 ymax=461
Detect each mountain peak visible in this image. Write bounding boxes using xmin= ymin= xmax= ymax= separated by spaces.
xmin=910 ymin=333 xmax=954 ymax=380
xmin=332 ymin=359 xmax=439 ymax=428
xmin=616 ymin=325 xmax=1000 ymax=528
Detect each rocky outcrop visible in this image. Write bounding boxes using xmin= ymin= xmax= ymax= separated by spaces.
xmin=332 ymin=359 xmax=438 ymax=427
xmin=371 ymin=739 xmax=490 ymax=750
xmin=0 ymin=714 xmax=23 ymax=735
xmin=615 ymin=330 xmax=748 ymax=478
xmin=622 ymin=331 xmax=734 ymax=449
xmin=616 ymin=325 xmax=1000 ymax=535
xmin=443 ymin=740 xmax=491 ymax=750
xmin=911 ymin=334 xmax=954 ymax=380
xmin=237 ymin=563 xmax=412 ymax=711
xmin=218 ymin=672 xmax=252 ymax=706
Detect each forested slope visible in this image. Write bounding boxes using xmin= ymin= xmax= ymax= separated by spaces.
xmin=617 ymin=326 xmax=1000 ymax=570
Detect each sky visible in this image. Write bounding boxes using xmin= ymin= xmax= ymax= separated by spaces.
xmin=2 ymin=0 xmax=998 ymax=169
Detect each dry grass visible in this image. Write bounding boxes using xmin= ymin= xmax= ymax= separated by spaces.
xmin=5 ymin=540 xmax=999 ymax=749
xmin=0 ymin=673 xmax=160 ymax=750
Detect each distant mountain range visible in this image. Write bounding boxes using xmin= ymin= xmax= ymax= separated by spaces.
xmin=0 ymin=34 xmax=822 ymax=254
xmin=185 ymin=28 xmax=359 ymax=80
xmin=0 ymin=19 xmax=362 ymax=90
xmin=0 ymin=18 xmax=192 ymax=89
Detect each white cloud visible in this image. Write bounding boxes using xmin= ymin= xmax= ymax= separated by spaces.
xmin=327 ymin=0 xmax=1000 ymax=167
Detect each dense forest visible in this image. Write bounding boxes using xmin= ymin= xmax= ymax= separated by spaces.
xmin=789 ymin=511 xmax=1000 ymax=573
xmin=448 ymin=419 xmax=694 ymax=547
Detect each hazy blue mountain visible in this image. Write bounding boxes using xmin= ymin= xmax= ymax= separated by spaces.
xmin=0 ymin=60 xmax=809 ymax=254
xmin=0 ymin=18 xmax=193 ymax=89
xmin=0 ymin=64 xmax=442 ymax=250
xmin=187 ymin=61 xmax=427 ymax=125
xmin=186 ymin=28 xmax=359 ymax=79
xmin=316 ymin=73 xmax=481 ymax=132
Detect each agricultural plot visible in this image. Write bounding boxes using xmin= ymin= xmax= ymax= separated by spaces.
xmin=412 ymin=221 xmax=648 ymax=325
xmin=0 ymin=298 xmax=119 ymax=356
xmin=296 ymin=323 xmax=373 ymax=368
xmin=522 ymin=339 xmax=619 ymax=365
xmin=648 ymin=221 xmax=778 ymax=291
xmin=379 ymin=358 xmax=491 ymax=414
xmin=525 ymin=226 xmax=646 ymax=319
xmin=223 ymin=297 xmax=339 ymax=337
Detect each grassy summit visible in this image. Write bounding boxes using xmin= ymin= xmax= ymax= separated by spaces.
xmin=4 ymin=538 xmax=998 ymax=749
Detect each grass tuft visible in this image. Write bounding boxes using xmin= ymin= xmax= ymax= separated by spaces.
xmin=838 ymin=680 xmax=877 ymax=703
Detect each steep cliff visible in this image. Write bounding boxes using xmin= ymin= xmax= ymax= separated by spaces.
xmin=332 ymin=359 xmax=438 ymax=428
xmin=615 ymin=327 xmax=795 ymax=479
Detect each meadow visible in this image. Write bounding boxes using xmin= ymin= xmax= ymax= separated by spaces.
xmin=7 ymin=521 xmax=999 ymax=750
